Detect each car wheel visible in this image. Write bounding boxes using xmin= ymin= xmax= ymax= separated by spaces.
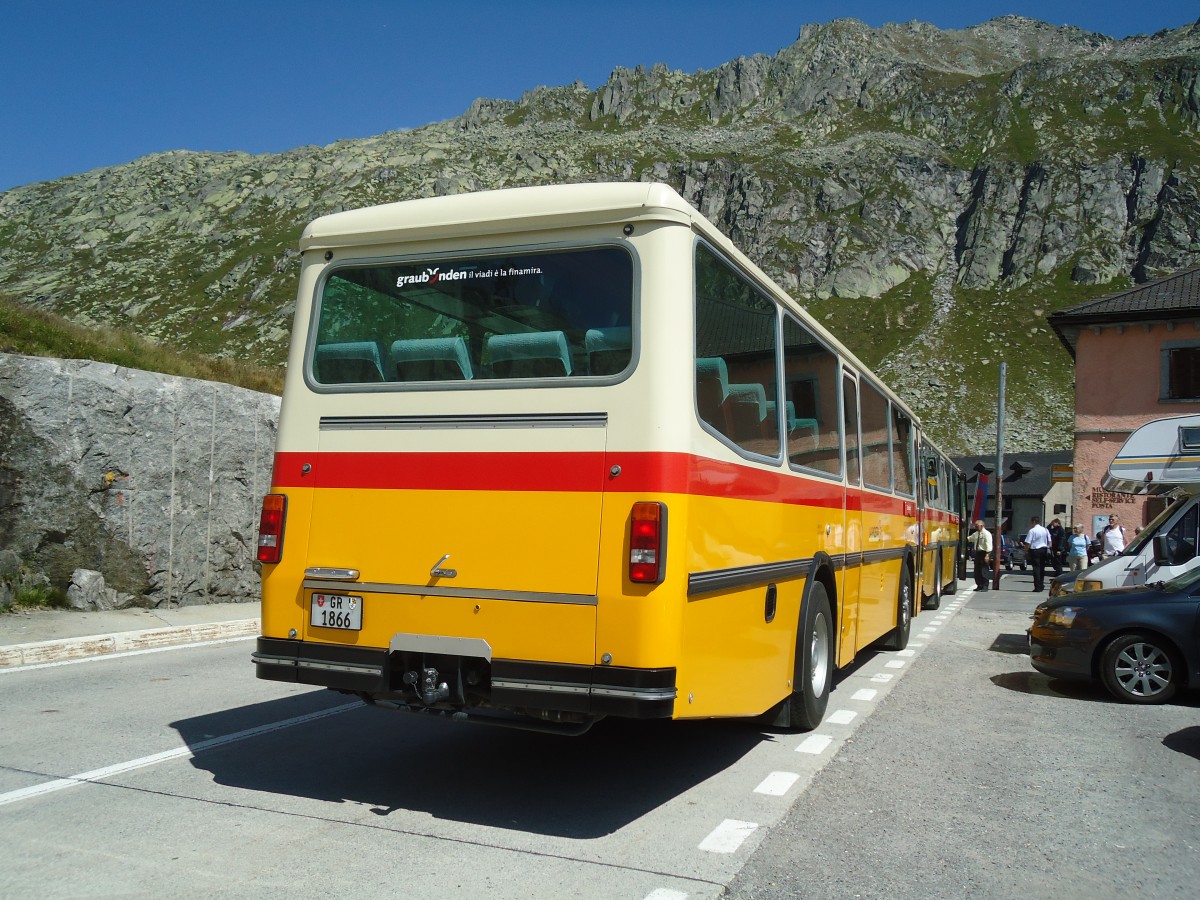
xmin=784 ymin=582 xmax=833 ymax=730
xmin=879 ymin=569 xmax=912 ymax=651
xmin=1099 ymin=633 xmax=1179 ymax=704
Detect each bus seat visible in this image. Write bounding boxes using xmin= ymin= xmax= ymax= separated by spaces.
xmin=584 ymin=326 xmax=632 ymax=375
xmin=728 ymin=382 xmax=770 ymax=441
xmin=696 ymin=357 xmax=732 ymax=434
xmin=765 ymin=399 xmax=797 ymax=429
xmin=487 ymin=331 xmax=573 ymax=378
xmin=313 ymin=341 xmax=387 ymax=384
xmin=390 ymin=336 xmax=474 ymax=381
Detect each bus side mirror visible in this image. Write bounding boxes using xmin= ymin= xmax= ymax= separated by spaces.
xmin=1152 ymin=534 xmax=1171 ymax=566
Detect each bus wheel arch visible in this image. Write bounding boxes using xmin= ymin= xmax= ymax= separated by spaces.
xmin=771 ymin=561 xmax=837 ymax=731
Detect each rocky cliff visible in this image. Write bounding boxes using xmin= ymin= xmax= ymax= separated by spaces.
xmin=1 ymin=16 xmax=1198 ymax=453
xmin=0 ymin=355 xmax=278 ymax=608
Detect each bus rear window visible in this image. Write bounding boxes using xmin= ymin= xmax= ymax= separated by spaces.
xmin=311 ymin=246 xmax=634 ymax=386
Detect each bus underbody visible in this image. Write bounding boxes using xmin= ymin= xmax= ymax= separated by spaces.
xmin=253 ymin=635 xmax=678 ymax=736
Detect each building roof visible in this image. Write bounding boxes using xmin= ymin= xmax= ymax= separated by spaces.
xmin=953 ymin=450 xmax=1072 ymax=500
xmin=1047 ymin=266 xmax=1200 ymax=358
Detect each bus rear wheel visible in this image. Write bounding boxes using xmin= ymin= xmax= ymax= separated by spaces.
xmin=922 ymin=559 xmax=942 ymax=610
xmin=879 ymin=570 xmax=913 ymax=651
xmin=784 ymin=582 xmax=833 ymax=731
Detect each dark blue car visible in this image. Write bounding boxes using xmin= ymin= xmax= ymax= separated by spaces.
xmin=1028 ymin=567 xmax=1200 ymax=704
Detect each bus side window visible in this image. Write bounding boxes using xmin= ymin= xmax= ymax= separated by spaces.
xmin=782 ymin=314 xmax=841 ymax=477
xmin=892 ymin=407 xmax=915 ymax=496
xmin=694 ymin=245 xmax=780 ymax=459
xmin=860 ymin=380 xmax=891 ymax=491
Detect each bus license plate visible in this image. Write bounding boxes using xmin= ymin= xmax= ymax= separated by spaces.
xmin=310 ymin=593 xmax=363 ymax=631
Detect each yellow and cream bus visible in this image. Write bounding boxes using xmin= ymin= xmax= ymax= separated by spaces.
xmin=254 ymin=182 xmax=962 ymax=734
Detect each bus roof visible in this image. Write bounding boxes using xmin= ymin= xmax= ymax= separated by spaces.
xmin=300 ymin=182 xmax=697 ymax=251
xmin=1103 ymin=413 xmax=1200 ymax=495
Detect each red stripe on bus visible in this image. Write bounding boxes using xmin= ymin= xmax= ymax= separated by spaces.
xmin=270 ymin=451 xmax=912 ymax=515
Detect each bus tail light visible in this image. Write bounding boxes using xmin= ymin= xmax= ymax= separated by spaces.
xmin=629 ymin=501 xmax=666 ymax=584
xmin=257 ymin=494 xmax=287 ymax=564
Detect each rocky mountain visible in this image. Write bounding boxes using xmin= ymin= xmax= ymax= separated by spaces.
xmin=1 ymin=15 xmax=1198 ymax=453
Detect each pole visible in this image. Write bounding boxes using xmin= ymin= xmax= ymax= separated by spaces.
xmin=992 ymin=362 xmax=1006 ymax=589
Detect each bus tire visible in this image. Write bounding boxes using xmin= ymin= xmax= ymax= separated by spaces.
xmin=880 ymin=569 xmax=913 ymax=651
xmin=923 ymin=559 xmax=942 ymax=610
xmin=943 ymin=558 xmax=957 ymax=596
xmin=785 ymin=582 xmax=833 ymax=731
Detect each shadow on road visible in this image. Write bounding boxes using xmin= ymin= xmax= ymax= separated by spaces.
xmin=1163 ymin=725 xmax=1200 ymax=761
xmin=171 ymin=693 xmax=767 ymax=838
xmin=989 ymin=670 xmax=1112 ymax=702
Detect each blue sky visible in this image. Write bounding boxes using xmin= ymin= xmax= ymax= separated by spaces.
xmin=1 ymin=1 xmax=1195 ymax=192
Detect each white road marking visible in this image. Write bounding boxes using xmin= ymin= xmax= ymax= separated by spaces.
xmin=796 ymin=734 xmax=833 ymax=754
xmin=0 ymin=701 xmax=361 ymax=807
xmin=870 ymin=673 xmax=894 ymax=682
xmin=754 ymin=771 xmax=800 ymax=796
xmin=885 ymin=659 xmax=906 ymax=669
xmin=827 ymin=709 xmax=857 ymax=725
xmin=851 ymin=688 xmax=878 ymax=701
xmin=698 ymin=819 xmax=758 ymax=853
xmin=644 ymin=891 xmax=688 ymax=900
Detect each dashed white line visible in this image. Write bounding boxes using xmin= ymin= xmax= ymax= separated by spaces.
xmin=827 ymin=709 xmax=858 ymax=725
xmin=644 ymin=890 xmax=688 ymax=900
xmin=871 ymin=672 xmax=894 ymax=682
xmin=698 ymin=819 xmax=758 ymax=853
xmin=796 ymin=734 xmax=833 ymax=754
xmin=851 ymin=688 xmax=878 ymax=701
xmin=754 ymin=771 xmax=801 ymax=796
xmin=885 ymin=659 xmax=906 ymax=669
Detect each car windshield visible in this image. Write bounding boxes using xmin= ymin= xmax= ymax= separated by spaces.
xmin=1123 ymin=498 xmax=1186 ymax=556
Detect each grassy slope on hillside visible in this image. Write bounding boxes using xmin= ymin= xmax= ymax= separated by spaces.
xmin=0 ymin=293 xmax=283 ymax=395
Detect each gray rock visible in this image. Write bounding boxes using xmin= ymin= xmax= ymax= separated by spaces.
xmin=0 ymin=355 xmax=279 ymax=607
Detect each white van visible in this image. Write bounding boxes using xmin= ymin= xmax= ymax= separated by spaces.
xmin=1059 ymin=414 xmax=1200 ymax=595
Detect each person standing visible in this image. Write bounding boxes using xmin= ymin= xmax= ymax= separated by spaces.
xmin=1066 ymin=523 xmax=1090 ymax=572
xmin=1048 ymin=518 xmax=1065 ymax=576
xmin=1024 ymin=516 xmax=1053 ymax=592
xmin=968 ymin=519 xmax=993 ymax=591
xmin=1099 ymin=514 xmax=1127 ymax=559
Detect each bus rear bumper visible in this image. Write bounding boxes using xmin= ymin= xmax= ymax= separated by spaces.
xmin=252 ymin=637 xmax=677 ymax=720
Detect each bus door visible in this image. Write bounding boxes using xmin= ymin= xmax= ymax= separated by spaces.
xmin=839 ymin=371 xmax=862 ymax=664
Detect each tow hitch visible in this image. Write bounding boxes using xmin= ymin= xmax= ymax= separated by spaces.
xmin=403 ymin=667 xmax=451 ymax=705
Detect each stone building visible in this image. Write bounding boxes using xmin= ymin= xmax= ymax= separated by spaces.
xmin=1047 ymin=266 xmax=1200 ymax=535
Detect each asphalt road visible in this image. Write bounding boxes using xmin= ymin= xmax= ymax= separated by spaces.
xmin=1 ymin=575 xmax=1196 ymax=898
xmin=727 ymin=574 xmax=1200 ymax=899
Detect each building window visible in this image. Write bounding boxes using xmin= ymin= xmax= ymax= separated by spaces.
xmin=1162 ymin=344 xmax=1200 ymax=401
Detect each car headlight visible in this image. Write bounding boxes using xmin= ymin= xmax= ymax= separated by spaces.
xmin=1047 ymin=607 xmax=1079 ymax=627
xmin=1077 ymin=580 xmax=1104 ymax=592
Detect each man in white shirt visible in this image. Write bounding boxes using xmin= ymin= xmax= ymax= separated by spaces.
xmin=1024 ymin=516 xmax=1053 ymax=592
xmin=968 ymin=520 xmax=993 ymax=591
